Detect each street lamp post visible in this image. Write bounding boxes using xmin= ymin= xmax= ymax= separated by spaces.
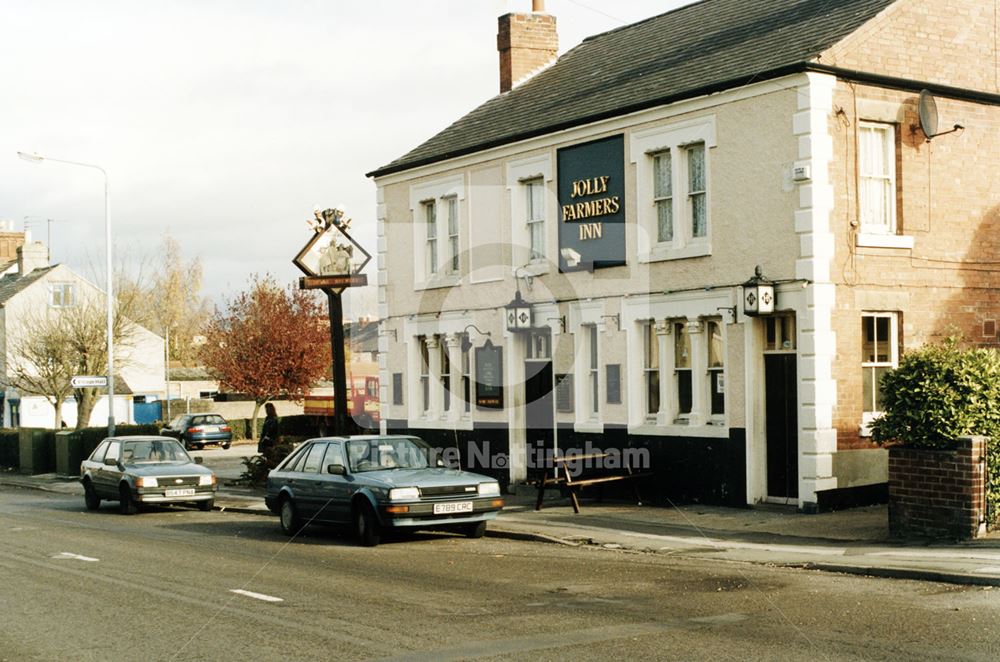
xmin=18 ymin=151 xmax=115 ymax=436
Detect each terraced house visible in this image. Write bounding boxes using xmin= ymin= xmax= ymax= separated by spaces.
xmin=367 ymin=0 xmax=1000 ymax=511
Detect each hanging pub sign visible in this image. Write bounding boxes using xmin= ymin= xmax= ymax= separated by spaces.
xmin=294 ymin=208 xmax=372 ymax=293
xmin=474 ymin=339 xmax=504 ymax=409
xmin=557 ymin=134 xmax=626 ymax=272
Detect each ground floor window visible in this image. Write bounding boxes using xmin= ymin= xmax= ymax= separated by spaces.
xmin=862 ymin=312 xmax=899 ymax=420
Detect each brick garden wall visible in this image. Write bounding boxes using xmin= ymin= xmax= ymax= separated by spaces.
xmin=888 ymin=436 xmax=987 ymax=540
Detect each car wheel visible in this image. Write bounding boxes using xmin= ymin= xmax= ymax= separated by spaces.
xmin=462 ymin=521 xmax=487 ymax=539
xmin=354 ymin=501 xmax=381 ymax=547
xmin=195 ymin=443 xmax=205 ymax=451
xmin=197 ymin=499 xmax=214 ymax=512
xmin=119 ymin=484 xmax=139 ymax=515
xmin=221 ymin=442 xmax=231 ymax=450
xmin=83 ymin=480 xmax=100 ymax=511
xmin=279 ymin=497 xmax=302 ymax=536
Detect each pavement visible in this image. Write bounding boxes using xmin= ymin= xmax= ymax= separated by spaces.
xmin=4 ymin=441 xmax=1000 ymax=588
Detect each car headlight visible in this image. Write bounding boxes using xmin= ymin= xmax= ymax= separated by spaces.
xmin=136 ymin=477 xmax=158 ymax=488
xmin=389 ymin=487 xmax=419 ymax=501
xmin=199 ymin=474 xmax=216 ymax=487
xmin=477 ymin=482 xmax=501 ymax=496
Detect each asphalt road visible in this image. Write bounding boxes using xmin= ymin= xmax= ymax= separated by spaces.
xmin=2 ymin=486 xmax=999 ymax=661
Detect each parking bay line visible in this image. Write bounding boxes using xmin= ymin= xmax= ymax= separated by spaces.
xmin=230 ymin=589 xmax=284 ymax=603
xmin=52 ymin=552 xmax=99 ymax=562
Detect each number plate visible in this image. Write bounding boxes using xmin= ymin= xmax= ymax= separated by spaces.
xmin=165 ymin=488 xmax=196 ymax=497
xmin=433 ymin=501 xmax=473 ymax=515
xmin=204 ymin=426 xmax=218 ymax=433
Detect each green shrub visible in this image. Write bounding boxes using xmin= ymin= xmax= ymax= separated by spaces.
xmin=240 ymin=442 xmax=294 ymax=486
xmin=871 ymin=339 xmax=1000 ymax=527
xmin=871 ymin=340 xmax=1000 ymax=448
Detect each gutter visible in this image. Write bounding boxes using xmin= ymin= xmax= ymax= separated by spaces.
xmin=368 ymin=63 xmax=1000 ymax=180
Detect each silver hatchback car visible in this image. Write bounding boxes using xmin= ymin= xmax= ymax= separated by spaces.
xmin=80 ymin=436 xmax=218 ymax=514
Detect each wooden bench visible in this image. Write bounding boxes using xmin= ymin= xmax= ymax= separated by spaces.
xmin=534 ymin=452 xmax=651 ymax=513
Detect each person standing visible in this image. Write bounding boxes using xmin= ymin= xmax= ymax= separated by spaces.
xmin=258 ymin=402 xmax=280 ymax=454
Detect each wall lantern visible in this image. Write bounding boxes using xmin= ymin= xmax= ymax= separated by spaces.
xmin=505 ymin=290 xmax=533 ymax=332
xmin=742 ymin=265 xmax=774 ymax=316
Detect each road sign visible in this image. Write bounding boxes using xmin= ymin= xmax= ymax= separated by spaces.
xmin=71 ymin=375 xmax=108 ymax=388
xmin=299 ymin=274 xmax=368 ymax=290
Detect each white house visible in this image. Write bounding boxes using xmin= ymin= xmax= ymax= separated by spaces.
xmin=0 ymin=240 xmax=166 ymax=428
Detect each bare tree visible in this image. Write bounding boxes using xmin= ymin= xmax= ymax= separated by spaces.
xmin=153 ymin=235 xmax=207 ymax=365
xmin=199 ymin=275 xmax=330 ymax=439
xmin=5 ymin=313 xmax=76 ymax=428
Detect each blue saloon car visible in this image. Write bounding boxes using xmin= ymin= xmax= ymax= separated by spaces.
xmin=265 ymin=435 xmax=504 ymax=546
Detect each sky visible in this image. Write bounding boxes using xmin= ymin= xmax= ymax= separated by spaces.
xmin=1 ymin=0 xmax=692 ymax=318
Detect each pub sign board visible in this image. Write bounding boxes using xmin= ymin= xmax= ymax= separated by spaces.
xmin=557 ymin=134 xmax=626 ymax=272
xmin=474 ymin=340 xmax=504 ymax=409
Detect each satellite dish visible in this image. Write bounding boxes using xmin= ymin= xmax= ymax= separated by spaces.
xmin=918 ymin=89 xmax=939 ymax=139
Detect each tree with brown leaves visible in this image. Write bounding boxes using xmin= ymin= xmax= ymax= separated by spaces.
xmin=199 ymin=275 xmax=330 ymax=439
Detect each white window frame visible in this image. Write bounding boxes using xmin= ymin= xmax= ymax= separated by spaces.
xmin=643 ymin=322 xmax=660 ymax=420
xmin=423 ymin=201 xmax=438 ymax=276
xmin=418 ymin=337 xmax=430 ymax=415
xmin=861 ymin=312 xmax=899 ymax=433
xmin=445 ymin=195 xmax=459 ymax=274
xmin=631 ymin=116 xmax=716 ymax=262
xmin=705 ymin=318 xmax=725 ymax=422
xmin=507 ymin=154 xmax=553 ymax=276
xmin=588 ymin=325 xmax=599 ymax=418
xmin=526 ymin=178 xmax=546 ymax=262
xmin=409 ymin=175 xmax=464 ymax=290
xmin=858 ymin=121 xmax=897 ymax=235
xmin=49 ymin=282 xmax=75 ymax=308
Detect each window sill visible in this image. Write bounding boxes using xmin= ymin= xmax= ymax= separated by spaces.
xmin=574 ymin=421 xmax=604 ymax=434
xmin=639 ymin=242 xmax=711 ymax=263
xmin=415 ymin=273 xmax=461 ymax=291
xmin=629 ymin=423 xmax=729 ymax=438
xmin=855 ymin=233 xmax=914 ymax=250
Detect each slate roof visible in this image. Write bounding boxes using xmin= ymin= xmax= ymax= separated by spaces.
xmin=368 ymin=0 xmax=896 ymax=178
xmin=0 ymin=266 xmax=56 ymax=306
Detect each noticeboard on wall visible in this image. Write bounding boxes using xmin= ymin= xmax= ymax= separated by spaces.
xmin=475 ymin=340 xmax=504 ymax=409
xmin=557 ymin=134 xmax=626 ymax=272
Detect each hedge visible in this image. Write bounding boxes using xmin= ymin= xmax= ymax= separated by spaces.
xmin=872 ymin=339 xmax=1000 ymax=528
xmin=0 ymin=429 xmax=18 ymax=468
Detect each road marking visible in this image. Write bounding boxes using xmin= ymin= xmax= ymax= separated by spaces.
xmin=230 ymin=589 xmax=283 ymax=603
xmin=52 ymin=552 xmax=99 ymax=562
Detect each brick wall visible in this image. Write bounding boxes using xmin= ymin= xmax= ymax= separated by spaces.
xmin=497 ymin=12 xmax=557 ymax=93
xmin=822 ymin=0 xmax=999 ymax=94
xmin=888 ymin=436 xmax=987 ymax=539
xmin=826 ymin=84 xmax=1000 ymax=451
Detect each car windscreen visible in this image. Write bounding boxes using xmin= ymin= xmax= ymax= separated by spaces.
xmin=346 ymin=437 xmax=434 ymax=473
xmin=122 ymin=439 xmax=191 ymax=465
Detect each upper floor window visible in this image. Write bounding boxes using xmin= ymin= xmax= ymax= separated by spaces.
xmin=859 ymin=122 xmax=896 ymax=234
xmin=446 ymin=196 xmax=459 ymax=273
xmin=687 ymin=143 xmax=707 ymax=238
xmin=423 ymin=202 xmax=438 ymax=276
xmin=652 ymin=151 xmax=673 ymax=243
xmin=410 ymin=175 xmax=464 ymax=289
xmin=50 ymin=282 xmax=75 ymax=308
xmin=862 ymin=312 xmax=899 ymax=421
xmin=526 ymin=179 xmax=545 ymax=261
xmin=631 ymin=116 xmax=715 ymax=261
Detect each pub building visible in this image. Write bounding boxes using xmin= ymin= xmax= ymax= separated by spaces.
xmin=367 ymin=0 xmax=1000 ymax=511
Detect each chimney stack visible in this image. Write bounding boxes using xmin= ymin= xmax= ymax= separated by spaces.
xmin=17 ymin=241 xmax=49 ymax=276
xmin=497 ymin=1 xmax=557 ymax=93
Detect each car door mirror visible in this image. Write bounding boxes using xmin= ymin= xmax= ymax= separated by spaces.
xmin=194 ymin=456 xmax=204 ymax=465
xmin=327 ymin=463 xmax=346 ymax=475
xmin=103 ymin=457 xmax=118 ymax=467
